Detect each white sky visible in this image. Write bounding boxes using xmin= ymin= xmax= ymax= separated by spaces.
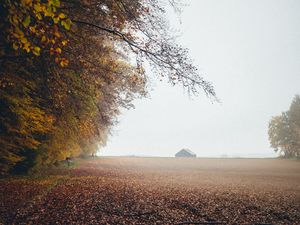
xmin=100 ymin=0 xmax=300 ymax=157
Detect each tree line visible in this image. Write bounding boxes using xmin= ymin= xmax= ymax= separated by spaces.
xmin=0 ymin=0 xmax=215 ymax=175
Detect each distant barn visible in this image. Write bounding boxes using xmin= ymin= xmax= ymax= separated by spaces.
xmin=175 ymin=149 xmax=196 ymax=157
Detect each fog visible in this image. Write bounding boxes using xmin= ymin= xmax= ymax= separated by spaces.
xmin=100 ymin=0 xmax=300 ymax=157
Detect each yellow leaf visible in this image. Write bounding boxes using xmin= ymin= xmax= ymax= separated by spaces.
xmin=55 ymin=57 xmax=60 ymax=63
xmin=21 ymin=37 xmax=28 ymax=44
xmin=12 ymin=43 xmax=19 ymax=50
xmin=23 ymin=42 xmax=31 ymax=53
xmin=61 ymin=40 xmax=68 ymax=46
xmin=56 ymin=48 xmax=62 ymax=54
xmin=61 ymin=19 xmax=71 ymax=30
xmin=12 ymin=32 xmax=20 ymax=38
xmin=14 ymin=27 xmax=24 ymax=38
xmin=34 ymin=3 xmax=42 ymax=12
xmin=51 ymin=0 xmax=61 ymax=7
xmin=45 ymin=6 xmax=54 ymax=17
xmin=54 ymin=31 xmax=61 ymax=37
xmin=22 ymin=15 xmax=31 ymax=27
xmin=50 ymin=48 xmax=55 ymax=55
xmin=12 ymin=14 xmax=19 ymax=25
xmin=32 ymin=46 xmax=41 ymax=56
xmin=40 ymin=5 xmax=46 ymax=14
xmin=60 ymin=58 xmax=69 ymax=67
xmin=41 ymin=36 xmax=47 ymax=43
xmin=36 ymin=13 xmax=42 ymax=20
xmin=29 ymin=26 xmax=36 ymax=33
xmin=53 ymin=17 xmax=59 ymax=24
xmin=21 ymin=0 xmax=32 ymax=6
xmin=58 ymin=13 xmax=66 ymax=19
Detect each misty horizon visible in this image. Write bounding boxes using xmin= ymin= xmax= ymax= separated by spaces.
xmin=100 ymin=0 xmax=300 ymax=158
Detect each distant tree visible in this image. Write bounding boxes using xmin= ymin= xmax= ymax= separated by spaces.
xmin=268 ymin=95 xmax=300 ymax=158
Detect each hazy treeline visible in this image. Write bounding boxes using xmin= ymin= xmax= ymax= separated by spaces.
xmin=269 ymin=95 xmax=300 ymax=158
xmin=0 ymin=0 xmax=215 ymax=175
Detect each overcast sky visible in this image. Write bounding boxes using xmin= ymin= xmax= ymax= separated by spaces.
xmin=100 ymin=0 xmax=300 ymax=157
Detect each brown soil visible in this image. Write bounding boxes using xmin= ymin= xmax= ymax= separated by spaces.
xmin=1 ymin=157 xmax=299 ymax=224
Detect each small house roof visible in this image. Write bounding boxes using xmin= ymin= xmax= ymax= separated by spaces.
xmin=176 ymin=148 xmax=196 ymax=155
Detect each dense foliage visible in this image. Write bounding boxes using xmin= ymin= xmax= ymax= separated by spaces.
xmin=268 ymin=95 xmax=300 ymax=158
xmin=0 ymin=0 xmax=215 ymax=175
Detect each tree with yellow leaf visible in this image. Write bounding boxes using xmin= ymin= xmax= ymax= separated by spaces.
xmin=0 ymin=0 xmax=216 ymax=175
xmin=1 ymin=0 xmax=70 ymax=65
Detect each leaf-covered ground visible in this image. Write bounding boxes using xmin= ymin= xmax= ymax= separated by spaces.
xmin=1 ymin=157 xmax=300 ymax=224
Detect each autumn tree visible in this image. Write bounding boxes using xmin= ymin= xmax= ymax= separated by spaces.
xmin=0 ymin=0 xmax=71 ymax=64
xmin=268 ymin=95 xmax=300 ymax=158
xmin=0 ymin=0 xmax=216 ymax=175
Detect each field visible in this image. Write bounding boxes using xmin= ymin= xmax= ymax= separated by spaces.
xmin=1 ymin=157 xmax=300 ymax=224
